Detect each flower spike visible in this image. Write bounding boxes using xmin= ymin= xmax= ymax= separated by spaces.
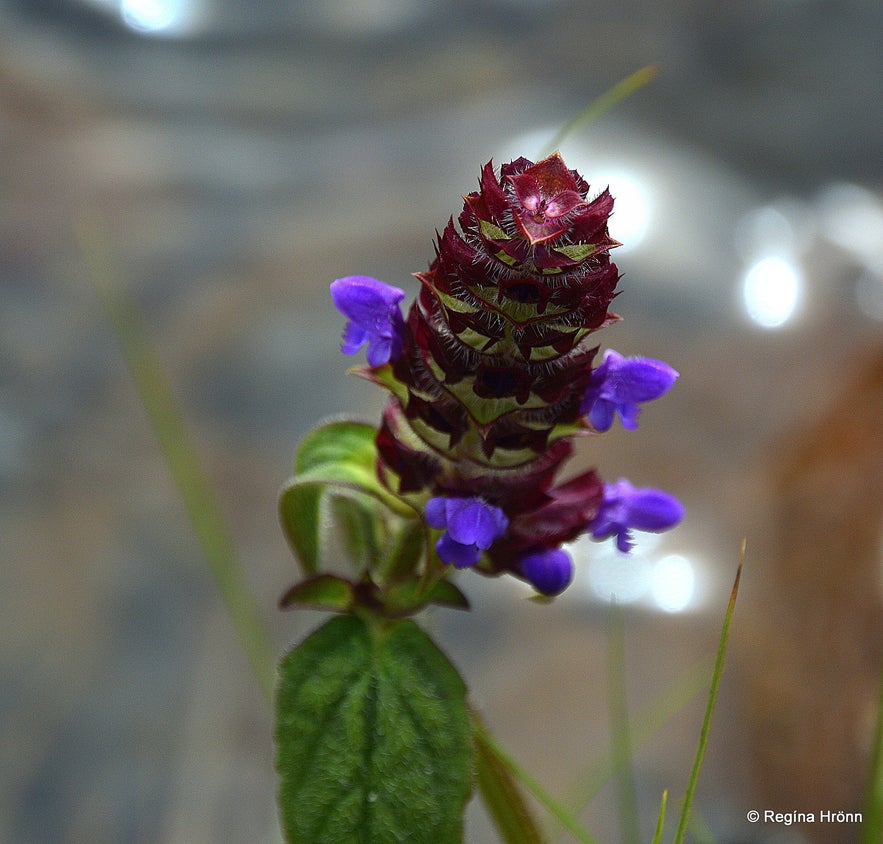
xmin=325 ymin=154 xmax=684 ymax=596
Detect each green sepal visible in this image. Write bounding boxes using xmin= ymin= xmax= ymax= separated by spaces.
xmin=383 ymin=576 xmax=471 ymax=616
xmin=276 ymin=614 xmax=472 ymax=844
xmin=375 ymin=515 xmax=427 ymax=582
xmin=278 ymin=574 xmax=356 ymax=612
xmin=279 ymin=419 xmax=418 ymax=576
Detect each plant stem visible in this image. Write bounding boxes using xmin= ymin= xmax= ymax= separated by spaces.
xmin=606 ymin=602 xmax=640 ymax=844
xmin=78 ymin=214 xmax=276 ymax=703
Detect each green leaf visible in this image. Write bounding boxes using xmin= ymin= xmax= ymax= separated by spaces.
xmin=651 ymin=790 xmax=668 ymax=844
xmin=279 ymin=419 xmax=416 ymax=575
xmin=294 ymin=419 xmax=376 ymax=475
xmin=276 ymin=615 xmax=472 ymax=844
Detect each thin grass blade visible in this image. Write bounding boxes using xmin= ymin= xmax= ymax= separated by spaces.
xmin=541 ymin=65 xmax=660 ymax=157
xmin=606 ymin=602 xmax=640 ymax=844
xmin=471 ymin=713 xmax=601 ymax=844
xmin=78 ymin=214 xmax=276 ymax=701
xmin=651 ymin=790 xmax=668 ymax=844
xmin=860 ymin=669 xmax=883 ymax=844
xmin=671 ymin=542 xmax=745 ymax=844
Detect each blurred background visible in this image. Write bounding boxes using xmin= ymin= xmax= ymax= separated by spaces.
xmin=1 ymin=1 xmax=881 ymax=842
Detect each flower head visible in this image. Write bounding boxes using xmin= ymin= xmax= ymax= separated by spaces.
xmin=588 ymin=479 xmax=685 ymax=553
xmin=330 ymin=275 xmax=405 ymax=366
xmin=581 ymin=350 xmax=679 ymax=432
xmin=518 ymin=548 xmax=573 ymax=595
xmin=322 ymin=155 xmax=684 ymax=597
xmin=426 ymin=496 xmax=509 ymax=568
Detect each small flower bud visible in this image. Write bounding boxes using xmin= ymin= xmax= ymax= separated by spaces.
xmin=519 ymin=548 xmax=574 ymax=595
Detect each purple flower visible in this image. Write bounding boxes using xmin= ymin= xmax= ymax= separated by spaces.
xmin=330 ymin=275 xmax=406 ymax=366
xmin=519 ymin=548 xmax=573 ymax=595
xmin=581 ymin=350 xmax=678 ymax=432
xmin=588 ymin=479 xmax=684 ymax=553
xmin=425 ymin=496 xmax=509 ymax=568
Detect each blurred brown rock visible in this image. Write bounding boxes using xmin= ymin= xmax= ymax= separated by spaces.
xmin=742 ymin=345 xmax=883 ymax=843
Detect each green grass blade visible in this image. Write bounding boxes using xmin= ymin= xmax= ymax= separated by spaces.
xmin=78 ymin=214 xmax=276 ymax=702
xmin=471 ymin=713 xmax=601 ymax=844
xmin=860 ymin=668 xmax=883 ymax=844
xmin=606 ymin=602 xmax=640 ymax=844
xmin=540 ymin=65 xmax=660 ymax=158
xmin=687 ymin=807 xmax=718 ymax=844
xmin=557 ymin=656 xmax=711 ymax=827
xmin=672 ymin=542 xmax=745 ymax=844
xmin=472 ymin=712 xmax=547 ymax=844
xmin=651 ymin=791 xmax=668 ymax=844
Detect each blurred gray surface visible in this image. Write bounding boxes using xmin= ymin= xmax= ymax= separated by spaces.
xmin=1 ymin=1 xmax=881 ymax=842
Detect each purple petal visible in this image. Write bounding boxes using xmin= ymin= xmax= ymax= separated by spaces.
xmin=445 ymin=497 xmax=508 ymax=549
xmin=340 ymin=320 xmax=368 ymax=355
xmin=617 ymin=402 xmax=641 ymax=430
xmin=519 ymin=548 xmax=574 ymax=595
xmin=425 ymin=497 xmax=448 ymax=529
xmin=330 ymin=276 xmax=406 ymax=364
xmin=330 ymin=276 xmax=405 ymax=327
xmin=608 ymin=352 xmax=678 ymax=402
xmin=622 ymin=487 xmax=685 ymax=531
xmin=615 ymin=530 xmax=635 ymax=553
xmin=588 ymin=479 xmax=684 ymax=553
xmin=603 ymin=352 xmax=679 ymax=403
xmin=365 ymin=335 xmax=394 ymax=367
xmin=436 ymin=533 xmax=482 ymax=568
xmin=426 ymin=496 xmax=509 ymax=569
xmin=582 ymin=350 xmax=678 ymax=430
xmin=587 ymin=398 xmax=616 ymax=432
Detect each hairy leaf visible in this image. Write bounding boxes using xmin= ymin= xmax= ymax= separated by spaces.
xmin=276 ymin=615 xmax=472 ymax=843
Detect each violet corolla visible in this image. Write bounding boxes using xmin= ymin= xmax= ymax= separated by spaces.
xmin=425 ymin=497 xmax=509 ymax=569
xmin=330 ymin=275 xmax=406 ymax=366
xmin=581 ymin=349 xmax=679 ymax=432
xmin=589 ymin=479 xmax=686 ymax=553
